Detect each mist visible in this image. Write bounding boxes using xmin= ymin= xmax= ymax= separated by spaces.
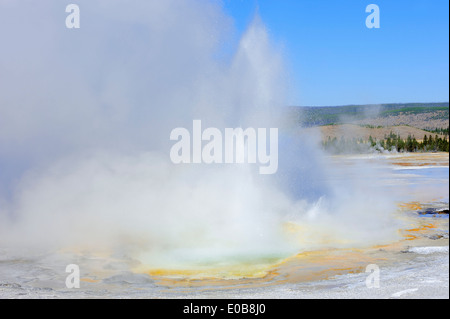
xmin=0 ymin=1 xmax=401 ymax=271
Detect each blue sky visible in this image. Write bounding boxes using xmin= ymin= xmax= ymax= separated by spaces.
xmin=223 ymin=0 xmax=449 ymax=106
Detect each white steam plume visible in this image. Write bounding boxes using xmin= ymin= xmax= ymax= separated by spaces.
xmin=0 ymin=1 xmax=401 ymax=270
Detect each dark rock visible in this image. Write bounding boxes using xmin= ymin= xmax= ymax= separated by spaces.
xmin=0 ymin=283 xmax=22 ymax=288
xmin=427 ymin=234 xmax=444 ymax=240
xmin=418 ymin=208 xmax=449 ymax=215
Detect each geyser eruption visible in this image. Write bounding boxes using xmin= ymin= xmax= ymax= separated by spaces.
xmin=0 ymin=1 xmax=400 ymax=274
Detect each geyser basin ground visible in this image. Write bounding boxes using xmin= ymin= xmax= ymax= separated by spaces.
xmin=0 ymin=153 xmax=448 ymax=298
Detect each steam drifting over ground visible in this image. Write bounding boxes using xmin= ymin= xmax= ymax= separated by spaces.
xmin=0 ymin=1 xmax=401 ymax=272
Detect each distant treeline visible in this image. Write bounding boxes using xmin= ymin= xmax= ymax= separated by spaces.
xmin=424 ymin=126 xmax=449 ymax=137
xmin=322 ymin=131 xmax=449 ymax=154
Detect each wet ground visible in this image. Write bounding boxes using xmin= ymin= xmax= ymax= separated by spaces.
xmin=0 ymin=153 xmax=448 ymax=298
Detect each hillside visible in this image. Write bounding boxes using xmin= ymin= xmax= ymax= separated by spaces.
xmin=293 ymin=102 xmax=449 ymax=130
xmin=292 ymin=102 xmax=449 ymax=153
